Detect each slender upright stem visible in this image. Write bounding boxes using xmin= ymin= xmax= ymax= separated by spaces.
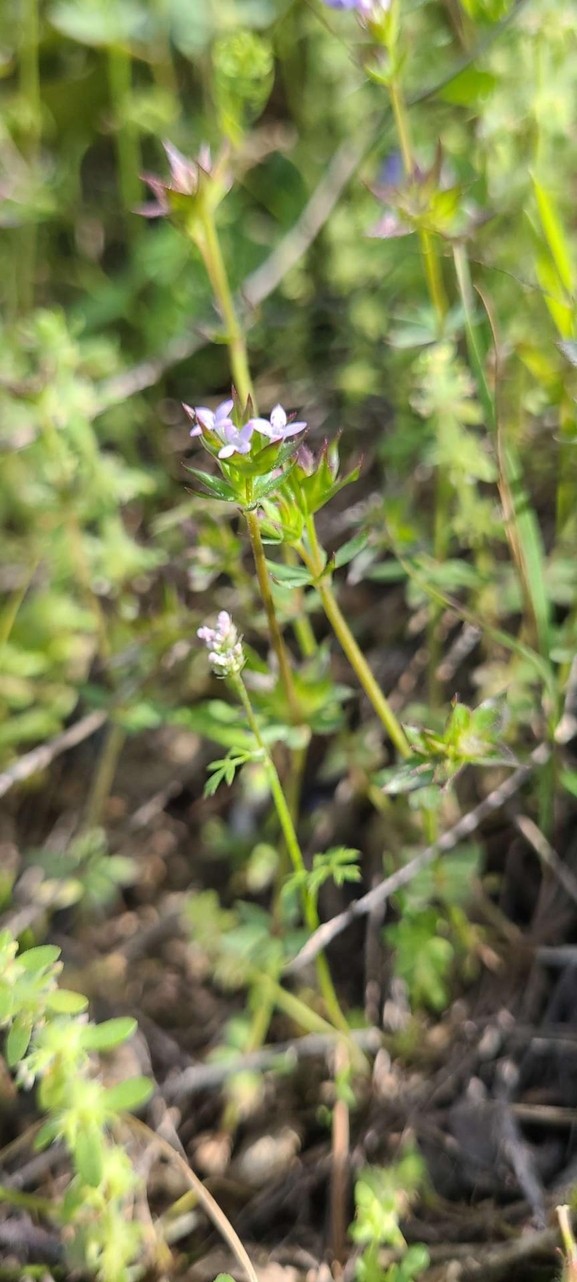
xmin=389 ymin=70 xmax=450 ymax=703
xmin=233 ymin=675 xmax=350 ymax=1035
xmin=197 ymin=213 xmax=299 ymax=715
xmin=389 ymin=76 xmax=448 ymax=328
xmin=107 ymin=46 xmax=141 ymax=226
xmin=388 ymin=78 xmax=412 ymax=175
xmin=556 ymin=393 xmax=577 ymax=536
xmin=302 ymin=518 xmax=410 ymax=758
xmin=19 ymin=0 xmax=41 ymax=311
xmin=199 ymin=210 xmax=255 ymax=409
xmin=83 ymin=721 xmax=126 ymax=831
xmin=245 ymin=506 xmax=300 ymax=721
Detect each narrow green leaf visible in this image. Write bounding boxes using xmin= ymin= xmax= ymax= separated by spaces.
xmin=6 ymin=1017 xmax=32 ymax=1067
xmin=561 ymin=770 xmax=577 ymax=799
xmin=81 ymin=1017 xmax=137 ymax=1051
xmin=45 ymin=989 xmax=89 ymax=1015
xmin=184 ymin=467 xmax=238 ymax=502
xmin=74 ymin=1126 xmax=104 ymax=1188
xmin=265 ymin=560 xmax=314 ymax=587
xmin=333 ymin=530 xmax=370 ymax=569
xmin=18 ymin=945 xmax=61 ymax=973
xmin=103 ymin=1075 xmax=154 ymax=1113
xmin=502 ymin=441 xmax=551 ymax=658
xmin=533 ymin=175 xmax=574 ymax=294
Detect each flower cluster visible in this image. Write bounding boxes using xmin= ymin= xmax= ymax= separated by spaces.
xmin=198 ymin=611 xmax=245 ymax=677
xmin=184 ymin=399 xmax=307 ymax=460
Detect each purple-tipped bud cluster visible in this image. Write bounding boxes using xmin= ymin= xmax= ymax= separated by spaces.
xmin=184 ymin=399 xmax=307 ymax=460
xmin=198 ymin=611 xmax=245 ymax=677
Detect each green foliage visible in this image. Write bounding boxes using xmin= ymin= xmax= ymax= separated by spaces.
xmin=28 ymin=827 xmax=137 ymax=913
xmin=212 ymin=30 xmax=274 ymax=143
xmin=283 ymin=847 xmax=361 ymax=911
xmin=0 ymin=932 xmax=151 ymax=1280
xmin=3 ymin=0 xmax=577 ymax=1273
xmin=351 ymin=1148 xmax=430 ymax=1282
xmin=382 ymin=697 xmax=514 ymax=796
xmin=204 ymin=746 xmax=263 ymax=795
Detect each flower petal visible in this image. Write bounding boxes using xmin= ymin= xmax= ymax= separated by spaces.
xmin=247 ymin=417 xmax=273 ymax=436
xmin=279 ymin=421 xmax=307 ymax=438
xmin=195 ymin=408 xmax=216 ymax=431
xmin=270 ymin=404 xmax=287 ymax=431
xmin=163 ymin=141 xmax=197 ymax=195
xmin=215 ymin=399 xmax=234 ymax=422
xmin=218 ymin=444 xmax=236 ymax=458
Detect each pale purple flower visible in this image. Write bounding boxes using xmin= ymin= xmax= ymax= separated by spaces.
xmin=216 ymin=422 xmax=254 ymax=459
xmin=323 ymin=0 xmax=390 ymax=12
xmin=248 ymin=404 xmax=307 ymax=444
xmin=198 ymin=611 xmax=245 ymax=677
xmin=184 ymin=399 xmax=254 ymax=459
xmin=323 ymin=0 xmax=373 ymax=11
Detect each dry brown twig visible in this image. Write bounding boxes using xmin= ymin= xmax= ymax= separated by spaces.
xmin=127 ymin=1114 xmax=258 ymax=1282
xmin=0 ymin=710 xmax=107 ymax=800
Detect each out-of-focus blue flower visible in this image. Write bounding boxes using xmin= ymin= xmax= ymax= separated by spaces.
xmin=184 ymin=399 xmax=254 ymax=459
xmin=322 ymin=0 xmax=392 ymax=15
xmin=248 ymin=404 xmax=307 ymax=443
xmin=323 ymin=0 xmax=372 ymax=10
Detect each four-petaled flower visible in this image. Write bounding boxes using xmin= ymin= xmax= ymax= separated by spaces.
xmin=184 ymin=399 xmax=254 ymax=459
xmin=248 ymin=404 xmax=307 ymax=443
xmin=137 ymin=141 xmax=213 ymax=219
xmin=198 ymin=611 xmax=245 ymax=677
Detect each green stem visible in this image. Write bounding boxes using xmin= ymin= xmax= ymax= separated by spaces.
xmin=388 ymin=77 xmax=413 ymax=175
xmin=107 ymin=46 xmax=141 ymax=222
xmin=245 ymin=506 xmax=300 ymax=722
xmin=421 ymin=229 xmax=448 ymax=329
xmin=19 ymin=0 xmax=41 ymax=311
xmin=428 ymin=462 xmax=453 ymax=705
xmin=252 ymin=968 xmax=340 ymax=1037
xmin=557 ymin=392 xmax=577 ymax=537
xmin=0 ymin=558 xmax=38 ymax=647
xmin=284 ymin=549 xmax=318 ymax=658
xmin=389 ymin=69 xmax=450 ymax=711
xmin=389 ymin=76 xmax=448 ymax=328
xmin=198 ymin=209 xmax=255 ymax=409
xmin=452 ymin=242 xmax=495 ymax=427
xmin=233 ymin=675 xmax=350 ymax=1035
xmin=83 ymin=720 xmax=126 ymax=831
xmin=0 ymin=1185 xmax=51 ymax=1214
xmin=197 ymin=214 xmax=298 ymax=715
xmin=302 ymin=518 xmax=410 ymax=758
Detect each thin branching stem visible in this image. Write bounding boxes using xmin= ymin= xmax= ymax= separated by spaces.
xmin=301 ymin=518 xmax=410 ymax=757
xmin=232 ymin=672 xmax=351 ymax=1036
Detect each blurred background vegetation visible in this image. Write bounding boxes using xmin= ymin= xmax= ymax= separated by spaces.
xmin=3 ymin=1 xmax=577 ymax=1275
xmin=1 ymin=0 xmax=576 ymax=773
